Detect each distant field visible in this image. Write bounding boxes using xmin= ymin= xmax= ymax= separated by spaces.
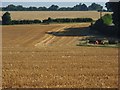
xmin=1 ymin=11 xmax=112 ymax=21
xmin=2 ymin=23 xmax=118 ymax=88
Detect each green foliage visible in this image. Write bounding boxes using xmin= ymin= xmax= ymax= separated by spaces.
xmin=90 ymin=14 xmax=116 ymax=37
xmin=11 ymin=20 xmax=41 ymax=24
xmin=6 ymin=18 xmax=93 ymax=25
xmin=88 ymin=3 xmax=103 ymax=11
xmin=105 ymin=2 xmax=120 ymax=38
xmin=72 ymin=3 xmax=88 ymax=11
xmin=102 ymin=14 xmax=113 ymax=25
xmin=43 ymin=17 xmax=93 ymax=23
xmin=48 ymin=5 xmax=59 ymax=11
xmin=2 ymin=12 xmax=11 ymax=25
xmin=105 ymin=2 xmax=112 ymax=12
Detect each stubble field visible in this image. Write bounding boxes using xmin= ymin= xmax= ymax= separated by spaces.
xmin=1 ymin=11 xmax=112 ymax=20
xmin=2 ymin=23 xmax=118 ymax=88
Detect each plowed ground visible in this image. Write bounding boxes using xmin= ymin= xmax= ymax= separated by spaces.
xmin=2 ymin=23 xmax=118 ymax=88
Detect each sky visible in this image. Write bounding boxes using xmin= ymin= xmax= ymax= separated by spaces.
xmin=1 ymin=2 xmax=109 ymax=10
xmin=1 ymin=0 xmax=111 ymax=9
xmin=2 ymin=2 xmax=107 ymax=8
xmin=2 ymin=0 xmax=109 ymax=2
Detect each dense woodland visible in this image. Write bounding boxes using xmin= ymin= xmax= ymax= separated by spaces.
xmin=1 ymin=3 xmax=104 ymax=11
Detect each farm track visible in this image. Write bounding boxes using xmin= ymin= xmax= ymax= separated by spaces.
xmin=35 ymin=25 xmax=71 ymax=46
xmin=35 ymin=24 xmax=88 ymax=47
xmin=2 ymin=23 xmax=118 ymax=88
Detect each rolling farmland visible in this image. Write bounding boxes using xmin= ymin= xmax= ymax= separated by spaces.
xmin=2 ymin=23 xmax=118 ymax=88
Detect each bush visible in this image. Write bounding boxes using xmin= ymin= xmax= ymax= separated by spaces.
xmin=91 ymin=18 xmax=105 ymax=31
xmin=11 ymin=20 xmax=41 ymax=24
xmin=33 ymin=20 xmax=41 ymax=23
xmin=91 ymin=14 xmax=113 ymax=31
xmin=102 ymin=14 xmax=113 ymax=25
xmin=109 ymin=40 xmax=118 ymax=44
xmin=90 ymin=14 xmax=116 ymax=37
xmin=43 ymin=17 xmax=93 ymax=23
xmin=2 ymin=12 xmax=11 ymax=25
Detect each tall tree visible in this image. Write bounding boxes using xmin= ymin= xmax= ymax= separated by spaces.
xmin=72 ymin=3 xmax=88 ymax=11
xmin=3 ymin=4 xmax=17 ymax=11
xmin=81 ymin=4 xmax=88 ymax=11
xmin=48 ymin=5 xmax=59 ymax=11
xmin=28 ymin=7 xmax=38 ymax=11
xmin=2 ymin=12 xmax=11 ymax=25
xmin=38 ymin=7 xmax=47 ymax=11
xmin=16 ymin=5 xmax=24 ymax=11
xmin=105 ymin=2 xmax=120 ymax=37
xmin=88 ymin=3 xmax=103 ymax=11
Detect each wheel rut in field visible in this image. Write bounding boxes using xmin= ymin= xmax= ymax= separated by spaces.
xmin=35 ymin=25 xmax=85 ymax=47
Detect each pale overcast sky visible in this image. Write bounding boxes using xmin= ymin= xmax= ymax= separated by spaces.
xmin=2 ymin=2 xmax=106 ymax=8
xmin=1 ymin=0 xmax=111 ymax=9
xmin=2 ymin=0 xmax=109 ymax=2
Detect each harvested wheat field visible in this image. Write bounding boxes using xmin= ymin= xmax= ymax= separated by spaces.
xmin=1 ymin=11 xmax=112 ymax=21
xmin=2 ymin=23 xmax=118 ymax=88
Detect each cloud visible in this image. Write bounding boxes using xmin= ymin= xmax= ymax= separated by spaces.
xmin=2 ymin=0 xmax=109 ymax=2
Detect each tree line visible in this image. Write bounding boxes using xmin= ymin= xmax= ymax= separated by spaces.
xmin=2 ymin=3 xmax=104 ymax=11
xmin=43 ymin=17 xmax=93 ymax=23
xmin=2 ymin=12 xmax=93 ymax=25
